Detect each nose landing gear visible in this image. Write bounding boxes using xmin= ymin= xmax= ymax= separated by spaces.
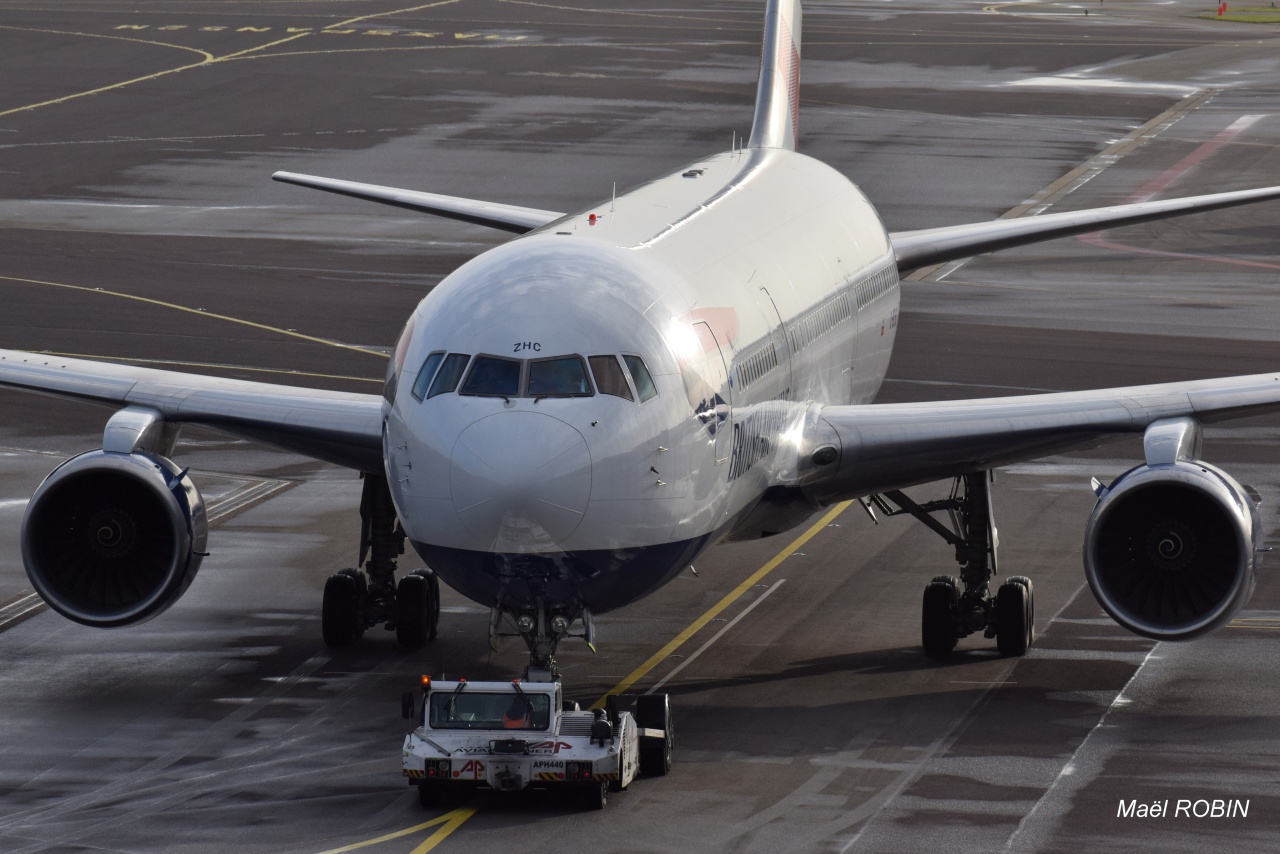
xmin=489 ymin=601 xmax=596 ymax=681
xmin=321 ymin=473 xmax=440 ymax=649
xmin=866 ymin=471 xmax=1035 ymax=658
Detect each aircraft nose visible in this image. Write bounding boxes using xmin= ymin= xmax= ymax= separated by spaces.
xmin=450 ymin=411 xmax=591 ymax=551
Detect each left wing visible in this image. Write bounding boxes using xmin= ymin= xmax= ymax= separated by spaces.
xmin=890 ymin=184 xmax=1280 ymax=276
xmin=272 ymin=171 xmax=564 ymax=234
xmin=0 ymin=350 xmax=383 ymax=471
xmin=803 ymin=371 xmax=1280 ymax=502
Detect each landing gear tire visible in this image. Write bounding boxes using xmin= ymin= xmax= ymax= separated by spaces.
xmin=1006 ymin=575 xmax=1035 ymax=645
xmin=635 ymin=693 xmax=674 ymax=777
xmin=582 ymin=780 xmax=608 ymax=811
xmin=921 ymin=579 xmax=960 ymax=658
xmin=322 ymin=572 xmax=361 ymax=648
xmin=409 ymin=568 xmax=440 ymax=641
xmin=336 ymin=568 xmax=368 ymax=639
xmin=995 ymin=579 xmax=1032 ymax=657
xmin=395 ymin=572 xmax=437 ymax=649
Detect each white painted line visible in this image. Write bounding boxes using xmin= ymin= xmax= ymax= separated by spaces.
xmin=0 ymin=591 xmax=43 ymax=630
xmin=1000 ymin=644 xmax=1159 ymax=852
xmin=645 ymin=578 xmax=786 ymax=695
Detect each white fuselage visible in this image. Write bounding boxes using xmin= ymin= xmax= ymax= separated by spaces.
xmin=382 ymin=147 xmax=898 ymax=613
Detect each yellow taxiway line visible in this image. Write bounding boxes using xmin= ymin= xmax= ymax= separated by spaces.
xmin=590 ymin=500 xmax=853 ymax=707
xmin=0 ymin=0 xmax=461 ymax=119
xmin=0 ymin=273 xmax=388 ymax=358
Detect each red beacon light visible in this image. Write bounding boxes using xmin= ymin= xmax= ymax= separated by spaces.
xmin=588 ymin=213 xmax=597 ymax=225
xmin=420 ymin=675 xmax=431 ymax=690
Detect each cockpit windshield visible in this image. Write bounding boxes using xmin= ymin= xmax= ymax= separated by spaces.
xmin=409 ymin=351 xmax=658 ymax=403
xmin=528 ymin=356 xmax=592 ymax=397
xmin=461 ymin=356 xmax=521 ymax=397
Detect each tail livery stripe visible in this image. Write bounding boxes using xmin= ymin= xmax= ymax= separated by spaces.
xmin=748 ymin=0 xmax=803 ymax=151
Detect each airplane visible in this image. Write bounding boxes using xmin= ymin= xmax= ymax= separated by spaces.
xmin=4 ymin=0 xmax=1280 ymax=680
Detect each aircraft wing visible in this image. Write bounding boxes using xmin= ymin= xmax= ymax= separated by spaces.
xmin=890 ymin=185 xmax=1280 ymax=276
xmin=272 ymin=171 xmax=564 ymax=234
xmin=0 ymin=350 xmax=384 ymax=471
xmin=805 ymin=371 xmax=1280 ymax=502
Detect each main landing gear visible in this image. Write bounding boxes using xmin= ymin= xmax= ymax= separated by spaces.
xmin=321 ymin=473 xmax=440 ymax=650
xmin=865 ymin=471 xmax=1035 ymax=658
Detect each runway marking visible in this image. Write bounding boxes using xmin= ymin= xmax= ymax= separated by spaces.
xmin=314 ymin=805 xmax=479 ymax=854
xmin=0 ymin=0 xmax=461 ymax=119
xmin=1001 ymin=644 xmax=1158 ymax=851
xmin=1128 ymin=115 xmax=1265 ymax=204
xmin=1077 ymin=114 xmax=1277 ymax=267
xmin=33 ymin=351 xmax=382 ymax=385
xmin=218 ymin=38 xmax=749 ymax=63
xmin=0 ymin=590 xmax=44 ymax=632
xmin=107 ymin=25 xmax=525 ymax=42
xmin=0 ymin=274 xmax=387 ymax=358
xmin=0 ymin=25 xmax=214 ymax=59
xmin=644 ymin=578 xmax=787 ymax=695
xmin=591 ymin=501 xmax=852 ymax=707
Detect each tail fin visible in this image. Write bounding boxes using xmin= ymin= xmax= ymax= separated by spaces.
xmin=748 ymin=0 xmax=802 ymax=150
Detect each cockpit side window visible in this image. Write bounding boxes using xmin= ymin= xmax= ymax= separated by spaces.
xmin=460 ymin=355 xmax=521 ymax=397
xmin=384 ymin=319 xmax=416 ymax=405
xmin=529 ymin=356 xmax=593 ymax=397
xmin=411 ymin=351 xmax=445 ymax=402
xmin=623 ymin=355 xmax=658 ymax=402
xmin=427 ymin=353 xmax=470 ymax=399
xmin=588 ymin=356 xmax=633 ymax=401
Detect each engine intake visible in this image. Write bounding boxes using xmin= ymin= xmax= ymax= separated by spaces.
xmin=1083 ymin=460 xmax=1257 ymax=641
xmin=21 ymin=450 xmax=208 ymax=627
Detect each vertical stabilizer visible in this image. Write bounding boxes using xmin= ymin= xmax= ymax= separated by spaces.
xmin=748 ymin=0 xmax=802 ymax=150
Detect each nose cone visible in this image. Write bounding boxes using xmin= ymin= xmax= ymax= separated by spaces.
xmin=450 ymin=412 xmax=592 ymax=552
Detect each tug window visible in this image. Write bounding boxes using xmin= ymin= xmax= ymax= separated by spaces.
xmin=623 ymin=355 xmax=658 ymax=402
xmin=589 ymin=356 xmax=633 ymax=401
xmin=461 ymin=356 xmax=521 ymax=397
xmin=428 ymin=691 xmax=551 ymax=731
xmin=427 ymin=353 xmax=470 ymax=399
xmin=411 ymin=351 xmax=444 ymax=402
xmin=528 ymin=356 xmax=593 ymax=397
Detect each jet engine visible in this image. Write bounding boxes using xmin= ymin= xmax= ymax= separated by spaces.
xmin=21 ymin=450 xmax=208 ymax=627
xmin=1083 ymin=459 xmax=1258 ymax=641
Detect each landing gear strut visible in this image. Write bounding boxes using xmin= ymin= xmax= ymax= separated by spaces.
xmin=321 ymin=473 xmax=440 ymax=649
xmin=866 ymin=471 xmax=1034 ymax=658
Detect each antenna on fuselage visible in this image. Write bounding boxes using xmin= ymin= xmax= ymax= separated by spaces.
xmin=611 ymin=181 xmax=616 ymax=212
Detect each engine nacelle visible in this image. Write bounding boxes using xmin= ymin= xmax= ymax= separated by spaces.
xmin=21 ymin=450 xmax=208 ymax=627
xmin=1083 ymin=460 xmax=1258 ymax=641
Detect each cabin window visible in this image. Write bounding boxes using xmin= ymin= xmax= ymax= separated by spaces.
xmin=528 ymin=356 xmax=593 ymax=397
xmin=427 ymin=353 xmax=470 ymax=399
xmin=460 ymin=356 xmax=521 ymax=397
xmin=411 ymin=352 xmax=444 ymax=402
xmin=588 ymin=355 xmax=633 ymax=401
xmin=623 ymin=355 xmax=658 ymax=402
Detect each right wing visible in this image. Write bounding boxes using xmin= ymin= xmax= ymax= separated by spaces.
xmin=272 ymin=171 xmax=564 ymax=234
xmin=0 ymin=350 xmax=384 ymax=471
xmin=803 ymin=371 xmax=1280 ymax=502
xmin=890 ymin=185 xmax=1280 ymax=276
